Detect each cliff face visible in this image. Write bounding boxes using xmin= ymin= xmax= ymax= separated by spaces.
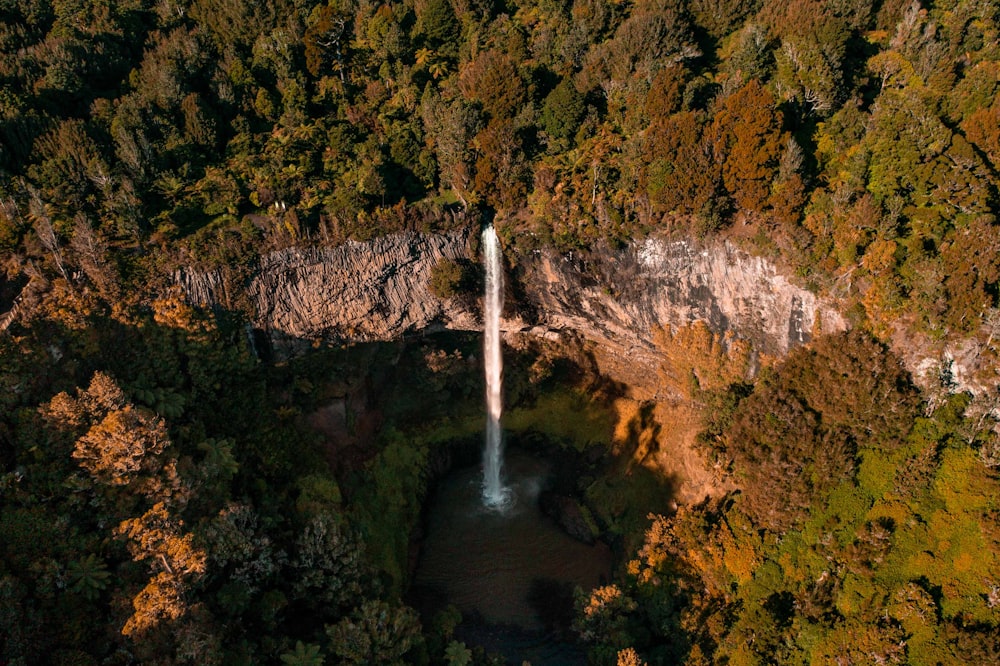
xmin=177 ymin=231 xmax=479 ymax=352
xmin=177 ymin=231 xmax=845 ymax=359
xmin=518 ymin=237 xmax=844 ymax=358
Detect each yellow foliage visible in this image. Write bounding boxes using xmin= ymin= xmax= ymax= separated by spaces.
xmin=862 ymin=238 xmax=897 ymax=275
xmin=74 ymin=405 xmax=168 ymax=486
xmin=719 ymin=518 xmax=761 ymax=586
xmin=81 ymin=371 xmax=127 ymax=413
xmin=922 ymin=509 xmax=996 ymax=622
xmin=616 ymin=647 xmax=647 ymax=666
xmin=117 ymin=503 xmax=207 ymax=637
xmin=43 ymin=371 xmax=126 ymax=432
xmin=43 ymin=390 xmax=87 ymax=429
xmin=777 ymin=550 xmax=809 ymax=587
xmin=653 ymin=322 xmax=752 ymax=400
xmin=122 ymin=571 xmax=185 ymax=636
xmin=116 ymin=503 xmax=207 ymax=576
xmin=866 ymin=500 xmax=913 ymax=529
xmin=685 ymin=645 xmax=711 ymax=666
xmin=860 ymin=277 xmax=903 ymax=338
xmin=151 ymin=288 xmax=214 ymax=336
xmin=628 ymin=514 xmax=673 ymax=584
xmin=933 ymin=447 xmax=991 ymax=514
xmin=38 ymin=279 xmax=97 ymax=330
xmin=810 ymin=619 xmax=906 ymax=666
xmin=582 ymin=584 xmax=633 ymax=619
xmin=721 ymin=642 xmax=762 ymax=666
xmin=952 ymin=551 xmax=973 ymax=573
xmin=888 ymin=583 xmax=937 ymax=641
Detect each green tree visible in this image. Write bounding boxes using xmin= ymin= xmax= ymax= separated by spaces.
xmin=429 ymin=257 xmax=471 ymax=299
xmin=326 ymin=600 xmax=421 ymax=665
xmin=66 ymin=553 xmax=111 ymax=600
xmin=291 ymin=513 xmax=367 ymax=611
xmin=420 ymin=91 xmax=480 ymax=202
xmin=415 ymin=0 xmax=460 ymax=56
xmin=573 ymin=584 xmax=638 ymax=652
xmin=580 ymin=4 xmax=699 ymax=88
xmin=539 ymin=77 xmax=585 ymax=144
xmin=280 ymin=641 xmax=324 ymax=666
xmin=770 ymin=0 xmax=855 ymax=114
xmin=444 ymin=640 xmax=473 ymax=666
xmin=689 ymin=0 xmax=762 ymax=40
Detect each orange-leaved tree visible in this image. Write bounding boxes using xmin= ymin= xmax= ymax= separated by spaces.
xmin=706 ymin=79 xmax=785 ymax=214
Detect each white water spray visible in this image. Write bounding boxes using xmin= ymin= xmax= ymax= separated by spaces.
xmin=482 ymin=224 xmax=510 ymax=508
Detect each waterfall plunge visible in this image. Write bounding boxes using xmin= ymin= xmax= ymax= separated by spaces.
xmin=482 ymin=225 xmax=510 ymax=508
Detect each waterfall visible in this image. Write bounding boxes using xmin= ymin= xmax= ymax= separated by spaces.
xmin=482 ymin=224 xmax=510 ymax=508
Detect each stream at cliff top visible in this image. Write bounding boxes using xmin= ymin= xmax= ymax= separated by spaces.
xmin=411 ymin=450 xmax=612 ymax=665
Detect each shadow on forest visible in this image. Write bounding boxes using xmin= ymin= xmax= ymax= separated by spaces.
xmin=1 ymin=297 xmax=687 ymax=664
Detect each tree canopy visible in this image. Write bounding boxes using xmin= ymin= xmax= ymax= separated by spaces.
xmin=3 ymin=1 xmax=1000 ymax=664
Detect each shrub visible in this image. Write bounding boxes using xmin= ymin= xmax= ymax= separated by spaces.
xmin=429 ymin=257 xmax=469 ymax=299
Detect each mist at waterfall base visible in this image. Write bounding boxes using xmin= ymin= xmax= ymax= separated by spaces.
xmin=481 ymin=224 xmax=510 ymax=508
xmin=412 ymin=451 xmax=612 ymax=664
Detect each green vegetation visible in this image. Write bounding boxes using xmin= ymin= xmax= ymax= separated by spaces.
xmin=0 ymin=294 xmax=377 ymax=663
xmin=2 ymin=1 xmax=1000 ymax=665
xmin=1 ymin=0 xmax=996 ymax=344
xmin=582 ymin=331 xmax=1000 ymax=665
xmin=428 ymin=257 xmax=478 ymax=300
xmin=505 ymin=389 xmax=617 ymax=449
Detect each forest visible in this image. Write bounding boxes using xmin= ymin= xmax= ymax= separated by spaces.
xmin=1 ymin=0 xmax=999 ymax=664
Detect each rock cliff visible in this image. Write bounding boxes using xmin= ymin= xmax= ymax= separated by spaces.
xmin=517 ymin=237 xmax=844 ymax=360
xmin=177 ymin=231 xmax=479 ymax=352
xmin=178 ymin=230 xmax=845 ymax=363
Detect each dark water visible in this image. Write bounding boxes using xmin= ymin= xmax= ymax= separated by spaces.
xmin=411 ymin=451 xmax=612 ymax=664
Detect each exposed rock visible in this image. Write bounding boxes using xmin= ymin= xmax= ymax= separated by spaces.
xmin=519 ymin=238 xmax=844 ymax=359
xmin=889 ymin=324 xmax=991 ymax=396
xmin=177 ymin=231 xmax=845 ymax=362
xmin=513 ymin=238 xmax=846 ymax=393
xmin=177 ymin=231 xmax=479 ymax=353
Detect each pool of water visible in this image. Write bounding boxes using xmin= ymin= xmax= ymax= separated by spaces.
xmin=410 ymin=450 xmax=612 ymax=664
